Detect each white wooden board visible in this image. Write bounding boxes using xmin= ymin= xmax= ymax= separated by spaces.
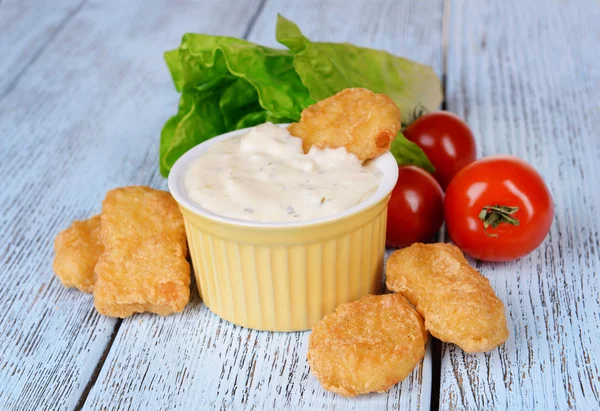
xmin=0 ymin=0 xmax=82 ymax=96
xmin=3 ymin=0 xmax=598 ymax=409
xmin=82 ymin=0 xmax=444 ymax=409
xmin=0 ymin=0 xmax=260 ymax=409
xmin=83 ymin=275 xmax=433 ymax=410
xmin=441 ymin=0 xmax=600 ymax=409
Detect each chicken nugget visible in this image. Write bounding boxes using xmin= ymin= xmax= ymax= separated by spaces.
xmin=99 ymin=186 xmax=185 ymax=250
xmin=386 ymin=243 xmax=509 ymax=353
xmin=94 ymin=186 xmax=190 ymax=317
xmin=53 ymin=215 xmax=103 ymax=293
xmin=307 ymin=294 xmax=428 ymax=397
xmin=288 ymin=88 xmax=401 ymax=161
xmin=94 ymin=235 xmax=190 ymax=317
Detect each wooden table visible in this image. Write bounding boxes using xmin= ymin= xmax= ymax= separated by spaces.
xmin=1 ymin=0 xmax=599 ymax=409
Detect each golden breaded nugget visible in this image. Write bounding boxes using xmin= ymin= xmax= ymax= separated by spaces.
xmin=386 ymin=243 xmax=509 ymax=353
xmin=94 ymin=235 xmax=189 ymax=317
xmin=99 ymin=186 xmax=184 ymax=250
xmin=288 ymin=88 xmax=401 ymax=161
xmin=94 ymin=186 xmax=190 ymax=317
xmin=308 ymin=294 xmax=427 ymax=397
xmin=53 ymin=215 xmax=103 ymax=293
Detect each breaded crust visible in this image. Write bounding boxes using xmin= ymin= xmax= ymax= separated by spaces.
xmin=99 ymin=186 xmax=185 ymax=250
xmin=53 ymin=215 xmax=103 ymax=293
xmin=288 ymin=88 xmax=401 ymax=161
xmin=93 ymin=186 xmax=190 ymax=317
xmin=307 ymin=294 xmax=428 ymax=397
xmin=94 ymin=235 xmax=189 ymax=317
xmin=386 ymin=243 xmax=509 ymax=353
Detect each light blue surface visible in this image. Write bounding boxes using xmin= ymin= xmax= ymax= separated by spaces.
xmin=0 ymin=0 xmax=598 ymax=409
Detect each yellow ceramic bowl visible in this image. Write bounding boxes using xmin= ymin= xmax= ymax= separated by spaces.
xmin=168 ymin=125 xmax=399 ymax=331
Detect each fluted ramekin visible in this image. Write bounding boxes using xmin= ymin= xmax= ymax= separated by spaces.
xmin=168 ymin=125 xmax=399 ymax=331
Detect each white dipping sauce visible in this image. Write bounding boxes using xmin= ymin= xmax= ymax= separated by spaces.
xmin=183 ymin=123 xmax=382 ymax=222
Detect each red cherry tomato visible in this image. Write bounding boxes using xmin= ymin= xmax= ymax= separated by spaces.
xmin=386 ymin=166 xmax=444 ymax=248
xmin=444 ymin=155 xmax=554 ymax=261
xmin=404 ymin=111 xmax=477 ymax=189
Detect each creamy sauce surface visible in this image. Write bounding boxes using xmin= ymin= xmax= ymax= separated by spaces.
xmin=184 ymin=123 xmax=382 ymax=222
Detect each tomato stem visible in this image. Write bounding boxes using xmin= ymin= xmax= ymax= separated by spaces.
xmin=478 ymin=205 xmax=520 ymax=237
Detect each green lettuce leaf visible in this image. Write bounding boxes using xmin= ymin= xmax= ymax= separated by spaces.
xmin=161 ymin=18 xmax=443 ymax=177
xmin=275 ymin=14 xmax=438 ymax=172
xmin=275 ymin=14 xmax=443 ymax=126
xmin=160 ymin=34 xmax=313 ymax=176
xmin=160 ymin=90 xmax=227 ymax=177
xmin=390 ymin=132 xmax=436 ymax=173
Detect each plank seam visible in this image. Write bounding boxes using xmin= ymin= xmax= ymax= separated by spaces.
xmin=0 ymin=0 xmax=89 ymax=100
xmin=74 ymin=319 xmax=123 ymax=411
xmin=441 ymin=0 xmax=451 ymax=96
xmin=242 ymin=0 xmax=268 ymax=40
xmin=431 ymin=1 xmax=451 ymax=409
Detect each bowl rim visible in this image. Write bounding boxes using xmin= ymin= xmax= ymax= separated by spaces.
xmin=168 ymin=123 xmax=399 ymax=228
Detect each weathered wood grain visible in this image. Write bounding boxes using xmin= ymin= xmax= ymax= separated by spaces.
xmin=248 ymin=0 xmax=442 ymax=74
xmin=12 ymin=0 xmax=598 ymax=409
xmin=0 ymin=0 xmax=260 ymax=409
xmin=81 ymin=0 xmax=444 ymax=409
xmin=0 ymin=0 xmax=84 ymax=96
xmin=441 ymin=0 xmax=600 ymax=409
xmin=83 ymin=274 xmax=434 ymax=411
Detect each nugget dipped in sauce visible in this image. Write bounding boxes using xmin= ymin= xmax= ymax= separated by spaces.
xmin=289 ymin=88 xmax=401 ymax=161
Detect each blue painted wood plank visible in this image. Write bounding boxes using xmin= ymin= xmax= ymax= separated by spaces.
xmin=441 ymin=0 xmax=600 ymax=409
xmin=81 ymin=0 xmax=444 ymax=409
xmin=0 ymin=0 xmax=260 ymax=409
xmin=0 ymin=0 xmax=84 ymax=96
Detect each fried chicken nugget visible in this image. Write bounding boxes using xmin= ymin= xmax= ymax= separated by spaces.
xmin=288 ymin=88 xmax=401 ymax=161
xmin=386 ymin=243 xmax=509 ymax=353
xmin=308 ymin=294 xmax=428 ymax=397
xmin=94 ymin=186 xmax=190 ymax=317
xmin=53 ymin=215 xmax=103 ymax=293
